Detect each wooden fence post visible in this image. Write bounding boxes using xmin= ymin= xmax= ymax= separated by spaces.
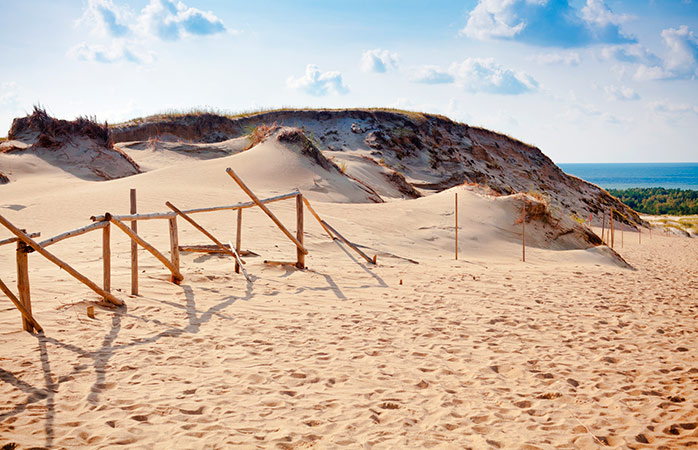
xmin=455 ymin=192 xmax=458 ymax=261
xmin=611 ymin=210 xmax=615 ymax=249
xmin=296 ymin=194 xmax=305 ymax=269
xmin=16 ymin=241 xmax=33 ymax=332
xmin=601 ymin=209 xmax=606 ymax=245
xmin=235 ymin=209 xmax=242 ymax=274
xmin=130 ymin=189 xmax=138 ymax=295
xmin=522 ymin=201 xmax=526 ymax=263
xmin=169 ymin=217 xmax=180 ymax=276
xmin=103 ymin=221 xmax=110 ymax=293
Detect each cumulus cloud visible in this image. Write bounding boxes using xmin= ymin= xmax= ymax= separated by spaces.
xmin=531 ymin=51 xmax=581 ymax=66
xmin=604 ymin=26 xmax=698 ymax=81
xmin=287 ymin=65 xmax=349 ymax=96
xmin=79 ymin=0 xmax=131 ymax=37
xmin=600 ymin=44 xmax=660 ymax=65
xmin=360 ymin=49 xmax=398 ymax=73
xmin=649 ymin=100 xmax=698 ymax=122
xmin=461 ymin=0 xmax=634 ymax=47
xmin=410 ymin=65 xmax=454 ymax=84
xmin=408 ymin=59 xmax=537 ymax=94
xmin=449 ymin=58 xmax=538 ymax=95
xmin=604 ymin=85 xmax=640 ymax=101
xmin=138 ymin=0 xmax=225 ymax=41
xmin=68 ymin=42 xmax=154 ymax=64
xmin=71 ymin=0 xmax=226 ymax=64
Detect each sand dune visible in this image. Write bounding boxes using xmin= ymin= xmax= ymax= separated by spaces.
xmin=0 ymin=116 xmax=696 ymax=449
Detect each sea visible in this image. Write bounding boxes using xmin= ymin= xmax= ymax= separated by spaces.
xmin=558 ymin=163 xmax=698 ymax=190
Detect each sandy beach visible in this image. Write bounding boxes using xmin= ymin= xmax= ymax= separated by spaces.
xmin=1 ymin=138 xmax=697 ymax=449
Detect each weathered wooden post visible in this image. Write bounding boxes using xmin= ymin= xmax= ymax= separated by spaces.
xmin=235 ymin=209 xmax=242 ymax=274
xmin=522 ymin=200 xmax=526 ymax=263
xmin=103 ymin=221 xmax=111 ymax=293
xmin=611 ymin=210 xmax=615 ymax=249
xmin=130 ymin=189 xmax=138 ymax=295
xmin=601 ymin=209 xmax=606 ymax=245
xmin=16 ymin=241 xmax=33 ymax=332
xmin=169 ymin=216 xmax=180 ymax=278
xmin=296 ymin=193 xmax=305 ymax=269
xmin=455 ymin=192 xmax=458 ymax=261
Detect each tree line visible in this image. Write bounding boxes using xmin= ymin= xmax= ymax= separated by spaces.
xmin=608 ymin=188 xmax=698 ymax=215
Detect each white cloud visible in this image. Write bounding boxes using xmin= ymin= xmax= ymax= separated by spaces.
xmin=72 ymin=0 xmax=227 ymax=65
xmin=601 ymin=44 xmax=660 ymax=65
xmin=449 ymin=58 xmax=538 ymax=95
xmin=649 ymin=100 xmax=698 ymax=119
xmin=137 ymin=0 xmax=226 ymax=41
xmin=287 ymin=65 xmax=349 ymax=96
xmin=67 ymin=42 xmax=154 ymax=64
xmin=78 ymin=0 xmax=131 ymax=38
xmin=604 ymin=85 xmax=640 ymax=101
xmin=531 ymin=51 xmax=581 ymax=66
xmin=580 ymin=0 xmax=630 ymax=28
xmin=0 ymin=82 xmax=20 ymax=107
xmin=461 ymin=0 xmax=525 ymax=40
xmin=660 ymin=26 xmax=698 ymax=78
xmin=360 ymin=49 xmax=398 ymax=73
xmin=410 ymin=65 xmax=454 ymax=84
xmin=461 ymin=0 xmax=634 ymax=47
xmin=605 ymin=26 xmax=698 ymax=81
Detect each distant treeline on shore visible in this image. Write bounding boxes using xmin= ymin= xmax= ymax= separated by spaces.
xmin=608 ymin=188 xmax=698 ymax=215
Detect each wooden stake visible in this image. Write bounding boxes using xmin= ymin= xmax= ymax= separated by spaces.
xmin=455 ymin=192 xmax=458 ymax=261
xmin=296 ymin=194 xmax=305 ymax=269
xmin=611 ymin=210 xmax=615 ymax=249
xmin=0 ymin=213 xmax=123 ymax=306
xmin=226 ymin=168 xmax=308 ymax=255
xmin=229 ymin=241 xmax=250 ymax=282
xmin=0 ymin=276 xmax=42 ymax=333
xmin=130 ymin=189 xmax=138 ymax=295
xmin=235 ymin=209 xmax=242 ymax=274
xmin=165 ymin=202 xmax=244 ymax=265
xmin=302 ymin=196 xmax=335 ymax=240
xmin=168 ymin=217 xmax=180 ymax=278
xmin=522 ymin=201 xmax=526 ymax=263
xmin=601 ymin=209 xmax=606 ymax=245
xmin=321 ymin=219 xmax=376 ymax=265
xmin=109 ymin=215 xmax=184 ymax=284
xmin=16 ymin=241 xmax=33 ymax=332
xmin=103 ymin=221 xmax=110 ymax=293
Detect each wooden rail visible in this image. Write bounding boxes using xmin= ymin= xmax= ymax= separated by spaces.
xmin=0 ymin=213 xmax=123 ymax=306
xmin=108 ymin=215 xmax=184 ymax=284
xmin=0 ymin=232 xmax=40 ymax=247
xmin=165 ymin=202 xmax=244 ymax=264
xmin=89 ymin=192 xmax=299 ymax=223
xmin=38 ymin=221 xmax=107 ymax=248
xmin=0 ymin=277 xmax=42 ymax=333
xmin=226 ymin=168 xmax=308 ymax=255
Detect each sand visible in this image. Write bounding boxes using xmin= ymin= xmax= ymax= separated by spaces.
xmin=1 ymin=136 xmax=697 ymax=449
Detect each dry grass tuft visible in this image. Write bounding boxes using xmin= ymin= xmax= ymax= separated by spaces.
xmin=245 ymin=122 xmax=277 ymax=150
xmin=9 ymin=105 xmax=113 ymax=149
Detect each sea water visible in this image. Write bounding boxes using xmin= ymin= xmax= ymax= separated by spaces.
xmin=558 ymin=163 xmax=698 ymax=190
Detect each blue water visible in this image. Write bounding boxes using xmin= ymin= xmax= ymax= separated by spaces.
xmin=558 ymin=163 xmax=698 ymax=190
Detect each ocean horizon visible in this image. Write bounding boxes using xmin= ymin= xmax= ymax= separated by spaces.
xmin=558 ymin=162 xmax=698 ymax=190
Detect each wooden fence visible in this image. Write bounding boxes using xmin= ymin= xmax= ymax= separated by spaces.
xmin=0 ymin=168 xmax=376 ymax=333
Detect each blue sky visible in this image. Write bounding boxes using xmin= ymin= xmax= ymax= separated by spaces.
xmin=1 ymin=0 xmax=697 ymax=163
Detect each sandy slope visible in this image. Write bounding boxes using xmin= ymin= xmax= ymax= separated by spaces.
xmin=0 ymin=141 xmax=696 ymax=449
